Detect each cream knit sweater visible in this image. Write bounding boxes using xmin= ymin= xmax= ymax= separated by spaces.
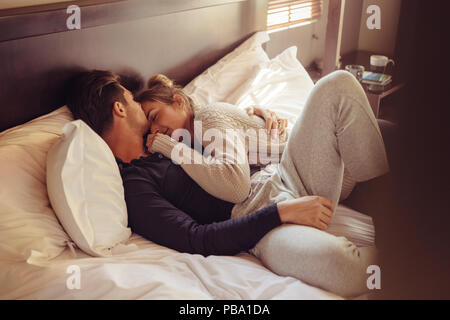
xmin=151 ymin=102 xmax=288 ymax=203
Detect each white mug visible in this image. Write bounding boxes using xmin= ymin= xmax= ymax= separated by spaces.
xmin=370 ymin=55 xmax=395 ymax=73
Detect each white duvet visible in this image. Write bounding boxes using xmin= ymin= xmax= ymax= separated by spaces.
xmin=0 ymin=205 xmax=373 ymax=300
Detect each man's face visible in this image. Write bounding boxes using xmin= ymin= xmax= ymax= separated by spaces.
xmin=121 ymin=87 xmax=150 ymax=134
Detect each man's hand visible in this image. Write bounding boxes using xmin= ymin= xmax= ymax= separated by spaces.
xmin=245 ymin=105 xmax=288 ymax=138
xmin=277 ymin=196 xmax=334 ymax=231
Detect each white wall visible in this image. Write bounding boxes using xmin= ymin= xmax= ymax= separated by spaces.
xmin=3 ymin=0 xmax=401 ymax=64
xmin=265 ymin=0 xmax=330 ymax=67
xmin=265 ymin=0 xmax=402 ymax=67
xmin=340 ymin=0 xmax=363 ymax=55
xmin=358 ymin=0 xmax=402 ymax=56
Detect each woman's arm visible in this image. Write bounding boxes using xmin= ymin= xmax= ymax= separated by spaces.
xmin=245 ymin=106 xmax=289 ymax=138
xmin=149 ymin=118 xmax=251 ymax=204
xmin=148 ymin=103 xmax=288 ymax=204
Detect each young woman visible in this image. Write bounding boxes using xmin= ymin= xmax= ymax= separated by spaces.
xmin=136 ymin=71 xmax=390 ymax=297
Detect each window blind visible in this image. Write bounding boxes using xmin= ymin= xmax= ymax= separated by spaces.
xmin=267 ymin=0 xmax=323 ymax=31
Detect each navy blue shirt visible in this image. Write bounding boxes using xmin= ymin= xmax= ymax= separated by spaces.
xmin=117 ymin=153 xmax=281 ymax=256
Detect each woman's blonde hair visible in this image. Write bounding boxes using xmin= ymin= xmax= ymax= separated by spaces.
xmin=136 ymin=74 xmax=195 ymax=114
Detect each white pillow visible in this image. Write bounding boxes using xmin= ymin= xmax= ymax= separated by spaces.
xmin=184 ymin=31 xmax=270 ymax=106
xmin=0 ymin=106 xmax=73 ymax=266
xmin=47 ymin=120 xmax=136 ymax=257
xmin=225 ymin=46 xmax=315 ymax=131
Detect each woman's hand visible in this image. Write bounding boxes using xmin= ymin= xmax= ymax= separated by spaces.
xmin=276 ymin=196 xmax=334 ymax=231
xmin=146 ymin=132 xmax=162 ymax=154
xmin=245 ymin=105 xmax=288 ymax=137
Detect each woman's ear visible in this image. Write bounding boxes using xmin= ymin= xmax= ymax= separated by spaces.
xmin=173 ymin=94 xmax=185 ymax=110
xmin=112 ymin=101 xmax=126 ymax=118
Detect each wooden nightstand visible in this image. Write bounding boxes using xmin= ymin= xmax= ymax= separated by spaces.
xmin=340 ymin=50 xmax=406 ymax=120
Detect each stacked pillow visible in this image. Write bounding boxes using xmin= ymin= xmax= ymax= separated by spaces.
xmin=47 ymin=120 xmax=136 ymax=257
xmin=184 ymin=31 xmax=271 ymax=106
xmin=184 ymin=39 xmax=315 ymax=131
xmin=0 ymin=107 xmax=73 ymax=265
xmin=225 ymin=46 xmax=315 ymax=130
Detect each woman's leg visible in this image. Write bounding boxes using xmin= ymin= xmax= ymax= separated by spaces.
xmin=279 ymin=70 xmax=389 ymax=207
xmin=252 ymin=224 xmax=378 ymax=297
xmin=340 ymin=168 xmax=357 ymax=201
xmin=252 ymin=71 xmax=389 ymax=297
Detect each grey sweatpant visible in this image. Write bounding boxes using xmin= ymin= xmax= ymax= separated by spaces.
xmin=247 ymin=71 xmax=390 ymax=297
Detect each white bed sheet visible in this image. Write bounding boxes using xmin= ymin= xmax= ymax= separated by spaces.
xmin=0 ymin=204 xmax=373 ymax=300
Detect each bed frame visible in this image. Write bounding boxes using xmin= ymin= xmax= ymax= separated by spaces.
xmin=0 ymin=0 xmax=268 ymax=132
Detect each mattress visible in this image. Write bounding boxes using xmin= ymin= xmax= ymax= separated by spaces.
xmin=0 ymin=204 xmax=373 ymax=300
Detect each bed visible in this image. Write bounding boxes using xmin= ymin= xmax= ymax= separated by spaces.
xmin=0 ymin=0 xmax=381 ymax=300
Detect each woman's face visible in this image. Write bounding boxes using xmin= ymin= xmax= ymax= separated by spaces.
xmin=140 ymin=98 xmax=189 ymax=137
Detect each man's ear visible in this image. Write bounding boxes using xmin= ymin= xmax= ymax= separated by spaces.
xmin=112 ymin=101 xmax=126 ymax=118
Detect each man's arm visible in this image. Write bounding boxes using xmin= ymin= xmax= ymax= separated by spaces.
xmin=123 ymin=176 xmax=282 ymax=256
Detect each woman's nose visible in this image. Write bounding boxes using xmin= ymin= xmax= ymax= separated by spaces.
xmin=151 ymin=123 xmax=160 ymax=134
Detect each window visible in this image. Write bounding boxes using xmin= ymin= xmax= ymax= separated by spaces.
xmin=267 ymin=0 xmax=323 ymax=32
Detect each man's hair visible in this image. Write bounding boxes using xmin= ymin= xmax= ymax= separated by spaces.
xmin=66 ymin=70 xmax=127 ymax=135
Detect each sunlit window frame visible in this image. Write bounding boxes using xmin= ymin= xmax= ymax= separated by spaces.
xmin=267 ymin=0 xmax=323 ymax=34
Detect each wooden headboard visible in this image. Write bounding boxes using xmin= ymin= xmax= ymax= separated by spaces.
xmin=0 ymin=0 xmax=268 ymax=132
